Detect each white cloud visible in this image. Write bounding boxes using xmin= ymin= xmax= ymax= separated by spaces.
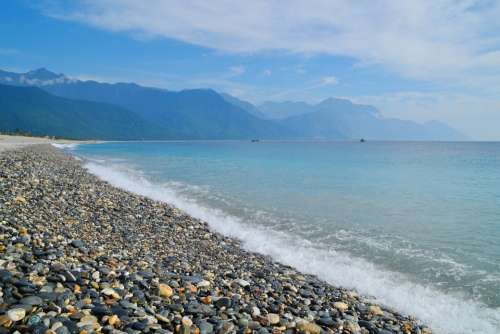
xmin=43 ymin=0 xmax=500 ymax=82
xmin=319 ymin=75 xmax=339 ymax=86
xmin=39 ymin=0 xmax=500 ymax=139
xmin=266 ymin=75 xmax=339 ymax=100
xmin=263 ymin=69 xmax=272 ymax=76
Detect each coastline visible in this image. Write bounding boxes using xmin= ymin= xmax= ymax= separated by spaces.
xmin=0 ymin=145 xmax=428 ymax=334
xmin=0 ymin=135 xmax=93 ymax=152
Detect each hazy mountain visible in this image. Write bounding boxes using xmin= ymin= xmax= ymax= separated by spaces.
xmin=220 ymin=93 xmax=267 ymax=119
xmin=276 ymin=98 xmax=467 ymax=140
xmin=0 ymin=68 xmax=466 ymax=141
xmin=0 ymin=84 xmax=165 ymax=140
xmin=259 ymin=101 xmax=314 ymax=119
xmin=422 ymin=120 xmax=467 ymax=141
xmin=0 ymin=69 xmax=293 ymax=139
xmin=0 ymin=68 xmax=75 ymax=86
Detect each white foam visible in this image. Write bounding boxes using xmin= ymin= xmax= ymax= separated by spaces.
xmin=51 ymin=143 xmax=79 ymax=150
xmin=84 ymin=161 xmax=500 ymax=334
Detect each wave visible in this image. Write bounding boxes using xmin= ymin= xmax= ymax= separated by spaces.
xmin=83 ymin=160 xmax=500 ymax=334
xmin=51 ymin=143 xmax=79 ymax=150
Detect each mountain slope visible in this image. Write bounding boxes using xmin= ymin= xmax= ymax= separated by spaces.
xmin=220 ymin=93 xmax=267 ymax=119
xmin=259 ymin=101 xmax=314 ymax=119
xmin=275 ymin=98 xmax=467 ymax=140
xmin=0 ymin=68 xmax=467 ymax=141
xmin=0 ymin=69 xmax=293 ymax=139
xmin=0 ymin=68 xmax=75 ymax=86
xmin=44 ymin=82 xmax=293 ymax=139
xmin=0 ymin=84 xmax=165 ymax=140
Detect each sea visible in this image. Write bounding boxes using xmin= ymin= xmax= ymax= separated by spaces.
xmin=58 ymin=141 xmax=500 ymax=334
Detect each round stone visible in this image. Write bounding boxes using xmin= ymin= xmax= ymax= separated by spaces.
xmin=7 ymin=308 xmax=26 ymax=322
xmin=267 ymin=313 xmax=280 ymax=325
xmin=101 ymin=288 xmax=120 ymax=299
xmin=296 ymin=321 xmax=321 ymax=334
xmin=333 ymin=301 xmax=349 ymax=312
xmin=182 ymin=316 xmax=192 ymax=327
xmin=20 ymin=296 xmax=43 ymax=306
xmin=368 ymin=305 xmax=384 ymax=316
xmin=159 ymin=283 xmax=173 ymax=298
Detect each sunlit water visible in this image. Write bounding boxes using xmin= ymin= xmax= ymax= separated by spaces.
xmin=63 ymin=141 xmax=500 ymax=334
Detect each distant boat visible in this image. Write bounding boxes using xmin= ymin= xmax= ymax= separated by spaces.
xmin=360 ymin=138 xmax=365 ymax=142
xmin=251 ymin=139 xmax=260 ymax=142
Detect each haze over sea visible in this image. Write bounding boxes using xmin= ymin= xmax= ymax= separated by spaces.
xmin=63 ymin=141 xmax=500 ymax=334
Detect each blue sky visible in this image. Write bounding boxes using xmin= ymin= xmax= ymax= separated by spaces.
xmin=1 ymin=0 xmax=500 ymax=139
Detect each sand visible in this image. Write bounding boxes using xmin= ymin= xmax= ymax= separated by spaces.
xmin=0 ymin=135 xmax=86 ymax=152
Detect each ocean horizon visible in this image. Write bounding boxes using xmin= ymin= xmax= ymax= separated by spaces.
xmin=61 ymin=140 xmax=500 ymax=334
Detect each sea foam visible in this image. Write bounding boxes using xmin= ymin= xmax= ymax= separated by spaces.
xmin=51 ymin=143 xmax=79 ymax=150
xmin=84 ymin=161 xmax=500 ymax=334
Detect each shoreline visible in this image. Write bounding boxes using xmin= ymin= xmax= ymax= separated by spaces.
xmin=0 ymin=145 xmax=429 ymax=334
xmin=0 ymin=134 xmax=94 ymax=152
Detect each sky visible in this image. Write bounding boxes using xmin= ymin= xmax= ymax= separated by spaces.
xmin=1 ymin=1 xmax=500 ymax=139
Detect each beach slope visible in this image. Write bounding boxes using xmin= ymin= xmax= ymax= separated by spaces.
xmin=0 ymin=135 xmax=81 ymax=152
xmin=0 ymin=145 xmax=428 ymax=334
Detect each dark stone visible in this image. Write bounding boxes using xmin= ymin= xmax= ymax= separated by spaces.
xmin=138 ymin=270 xmax=155 ymax=279
xmin=182 ymin=275 xmax=204 ymax=284
xmin=317 ymin=317 xmax=336 ymax=327
xmin=359 ymin=320 xmax=377 ymax=333
xmin=20 ymin=296 xmax=43 ymax=306
xmin=27 ymin=315 xmax=42 ymax=326
xmin=215 ymin=297 xmax=232 ymax=309
xmin=37 ymin=292 xmax=59 ymax=302
xmin=13 ymin=279 xmax=36 ymax=289
xmin=111 ymin=305 xmax=130 ymax=319
xmin=56 ymin=326 xmax=70 ymax=334
xmin=130 ymin=321 xmax=148 ymax=331
xmin=199 ymin=321 xmax=214 ymax=334
xmin=30 ymin=323 xmax=49 ymax=334
xmin=61 ymin=319 xmax=80 ymax=334
xmin=92 ymin=305 xmax=112 ymax=317
xmin=378 ymin=330 xmax=396 ymax=334
xmin=0 ymin=270 xmax=12 ymax=283
xmin=71 ymin=239 xmax=85 ymax=248
xmin=168 ymin=304 xmax=184 ymax=313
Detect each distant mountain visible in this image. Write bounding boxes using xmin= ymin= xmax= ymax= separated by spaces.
xmin=220 ymin=93 xmax=266 ymax=119
xmin=259 ymin=101 xmax=314 ymax=119
xmin=0 ymin=69 xmax=293 ymax=140
xmin=0 ymin=84 xmax=164 ymax=140
xmin=422 ymin=120 xmax=467 ymax=141
xmin=276 ymin=98 xmax=467 ymax=140
xmin=0 ymin=68 xmax=75 ymax=86
xmin=0 ymin=68 xmax=467 ymax=141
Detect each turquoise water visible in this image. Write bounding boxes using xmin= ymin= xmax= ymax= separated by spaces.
xmin=66 ymin=141 xmax=500 ymax=334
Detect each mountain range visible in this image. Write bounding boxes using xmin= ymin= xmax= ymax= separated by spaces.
xmin=0 ymin=68 xmax=467 ymax=141
xmin=0 ymin=84 xmax=164 ymax=140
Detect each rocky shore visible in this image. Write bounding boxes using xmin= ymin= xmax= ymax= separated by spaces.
xmin=0 ymin=145 xmax=430 ymax=334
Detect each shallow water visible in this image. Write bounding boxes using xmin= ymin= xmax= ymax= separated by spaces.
xmin=68 ymin=141 xmax=500 ymax=334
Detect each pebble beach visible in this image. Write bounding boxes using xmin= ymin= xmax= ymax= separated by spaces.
xmin=0 ymin=145 xmax=430 ymax=334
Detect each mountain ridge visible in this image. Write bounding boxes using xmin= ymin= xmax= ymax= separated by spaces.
xmin=0 ymin=84 xmax=167 ymax=140
xmin=0 ymin=69 xmax=294 ymax=140
xmin=260 ymin=98 xmax=467 ymax=140
xmin=0 ymin=68 xmax=467 ymax=141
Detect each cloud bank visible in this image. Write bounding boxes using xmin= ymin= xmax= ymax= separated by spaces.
xmin=37 ymin=0 xmax=500 ymax=139
xmin=43 ymin=0 xmax=500 ymax=81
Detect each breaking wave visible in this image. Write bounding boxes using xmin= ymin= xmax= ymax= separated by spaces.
xmin=82 ymin=160 xmax=500 ymax=334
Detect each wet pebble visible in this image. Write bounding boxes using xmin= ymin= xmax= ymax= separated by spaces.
xmin=0 ymin=146 xmax=429 ymax=334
